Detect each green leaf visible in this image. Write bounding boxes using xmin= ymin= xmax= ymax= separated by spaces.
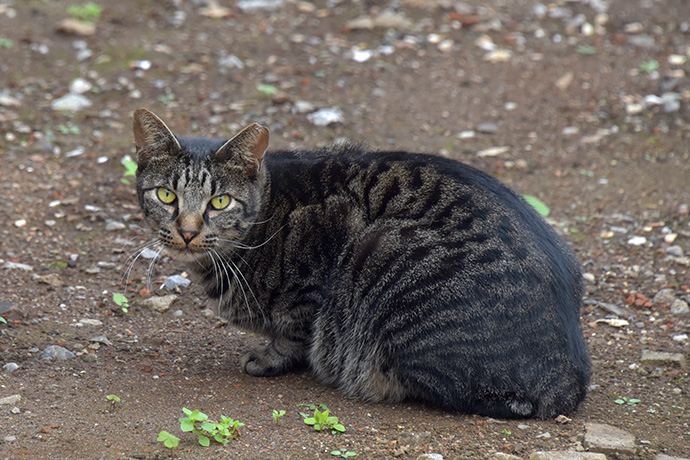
xmin=180 ymin=417 xmax=195 ymax=432
xmin=576 ymin=44 xmax=597 ymax=55
xmin=200 ymin=421 xmax=215 ymax=432
xmin=614 ymin=399 xmax=625 ymax=405
xmin=121 ymin=157 xmax=138 ymax=176
xmin=112 ymin=292 xmax=129 ymax=307
xmin=332 ymin=424 xmax=345 ymax=433
xmin=256 ymin=83 xmax=278 ymax=95
xmin=106 ymin=394 xmax=120 ymax=402
xmin=344 ymin=452 xmax=357 ymax=458
xmin=157 ymin=431 xmax=179 ymax=449
xmin=331 ymin=450 xmax=342 ymax=456
xmin=638 ymin=59 xmax=659 ymax=74
xmin=522 ymin=195 xmax=550 ymax=217
xmin=304 ymin=417 xmax=316 ymax=426
xmin=198 ymin=434 xmax=210 ymax=447
xmin=0 ymin=316 xmax=7 ymax=324
xmin=628 ymin=398 xmax=641 ymax=404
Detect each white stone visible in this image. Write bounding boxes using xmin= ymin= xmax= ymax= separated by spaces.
xmin=51 ymin=93 xmax=92 ymax=111
xmin=0 ymin=394 xmax=21 ymax=405
xmin=530 ymin=452 xmax=607 ymax=460
xmin=584 ymin=423 xmax=636 ymax=456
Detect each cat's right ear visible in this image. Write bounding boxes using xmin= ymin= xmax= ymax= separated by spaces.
xmin=132 ymin=108 xmax=181 ymax=168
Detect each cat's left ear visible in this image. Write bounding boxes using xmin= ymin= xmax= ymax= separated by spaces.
xmin=214 ymin=123 xmax=270 ymax=177
xmin=132 ymin=108 xmax=181 ymax=168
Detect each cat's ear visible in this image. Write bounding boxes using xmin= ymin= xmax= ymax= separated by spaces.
xmin=214 ymin=123 xmax=270 ymax=177
xmin=132 ymin=108 xmax=181 ymax=167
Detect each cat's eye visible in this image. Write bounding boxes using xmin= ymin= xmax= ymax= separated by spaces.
xmin=157 ymin=187 xmax=177 ymax=204
xmin=210 ymin=194 xmax=232 ymax=210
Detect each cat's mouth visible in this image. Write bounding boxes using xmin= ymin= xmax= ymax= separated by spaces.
xmin=161 ymin=245 xmax=209 ymax=264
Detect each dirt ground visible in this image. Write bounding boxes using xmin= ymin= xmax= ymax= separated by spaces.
xmin=1 ymin=0 xmax=689 ymax=459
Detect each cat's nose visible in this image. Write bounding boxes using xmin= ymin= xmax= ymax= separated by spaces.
xmin=179 ymin=229 xmax=199 ymax=244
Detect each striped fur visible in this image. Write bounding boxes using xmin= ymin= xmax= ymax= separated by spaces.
xmin=134 ymin=109 xmax=591 ymax=419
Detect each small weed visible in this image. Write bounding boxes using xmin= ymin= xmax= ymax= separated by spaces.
xmin=106 ymin=394 xmax=121 ymax=403
xmin=576 ymin=45 xmax=597 ymax=55
xmin=256 ymin=83 xmax=278 ymax=96
xmin=158 ymin=93 xmax=176 ymax=105
xmin=157 ymin=430 xmax=180 ymax=449
xmin=57 ymin=124 xmax=80 ymax=135
xmin=112 ymin=292 xmax=129 ymax=313
xmin=67 ymin=2 xmax=103 ymax=23
xmin=331 ymin=448 xmax=357 ymax=458
xmin=501 ymin=429 xmax=512 ymax=435
xmin=615 ymin=397 xmax=641 ymax=406
xmin=0 ymin=37 xmax=14 ymax=49
xmin=272 ymin=409 xmax=286 ymax=424
xmin=300 ymin=404 xmax=345 ymax=434
xmin=180 ymin=408 xmax=244 ymax=446
xmin=0 ymin=316 xmax=7 ymax=325
xmin=638 ymin=59 xmax=659 ymax=74
xmin=121 ymin=156 xmax=137 ymax=185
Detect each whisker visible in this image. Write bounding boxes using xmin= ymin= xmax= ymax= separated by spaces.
xmin=218 ymin=223 xmax=287 ymax=250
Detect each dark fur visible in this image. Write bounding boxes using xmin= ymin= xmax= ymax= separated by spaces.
xmin=133 ymin=109 xmax=591 ymax=419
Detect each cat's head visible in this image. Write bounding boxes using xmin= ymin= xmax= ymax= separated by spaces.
xmin=133 ymin=108 xmax=269 ymax=262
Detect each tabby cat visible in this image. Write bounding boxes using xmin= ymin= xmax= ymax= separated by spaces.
xmin=132 ymin=108 xmax=590 ymax=419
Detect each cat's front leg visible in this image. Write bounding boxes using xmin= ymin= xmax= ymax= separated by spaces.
xmin=241 ymin=335 xmax=307 ymax=377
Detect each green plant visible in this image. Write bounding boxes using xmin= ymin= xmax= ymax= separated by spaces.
xmin=57 ymin=124 xmax=80 ymax=135
xmin=106 ymin=394 xmax=121 ymax=403
xmin=157 ymin=430 xmax=180 ymax=449
xmin=576 ymin=45 xmax=597 ymax=55
xmin=522 ymin=195 xmax=550 ymax=217
xmin=300 ymin=404 xmax=345 ymax=434
xmin=331 ymin=448 xmax=357 ymax=458
xmin=0 ymin=37 xmax=14 ymax=49
xmin=121 ymin=156 xmax=137 ymax=185
xmin=638 ymin=59 xmax=659 ymax=74
xmin=180 ymin=408 xmax=244 ymax=446
xmin=272 ymin=409 xmax=286 ymax=424
xmin=112 ymin=292 xmax=129 ymax=313
xmin=256 ymin=83 xmax=278 ymax=95
xmin=0 ymin=316 xmax=7 ymax=325
xmin=67 ymin=2 xmax=103 ymax=23
xmin=158 ymin=93 xmax=175 ymax=105
xmin=501 ymin=429 xmax=512 ymax=435
xmin=615 ymin=397 xmax=641 ymax=406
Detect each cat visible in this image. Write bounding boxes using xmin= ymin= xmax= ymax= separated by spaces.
xmin=132 ymin=108 xmax=591 ymax=419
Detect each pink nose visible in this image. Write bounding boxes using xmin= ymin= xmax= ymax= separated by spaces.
xmin=179 ymin=229 xmax=199 ymax=244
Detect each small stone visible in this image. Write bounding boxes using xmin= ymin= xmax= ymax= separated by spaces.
xmin=667 ymin=245 xmax=684 ymax=257
xmin=141 ymin=294 xmax=178 ymax=313
xmin=105 ymin=221 xmax=126 ymax=231
xmin=417 ymin=454 xmax=443 ymax=460
xmin=218 ymin=54 xmax=245 ymax=69
xmin=173 ymin=309 xmax=184 ymax=317
xmin=584 ymin=423 xmax=636 ymax=456
xmin=69 ymin=78 xmax=92 ymax=94
xmin=42 ymin=345 xmax=75 ymax=361
xmin=535 ymin=432 xmax=551 ymax=439
xmin=3 ymin=363 xmax=19 ymax=373
xmin=80 ymin=318 xmax=103 ymax=327
xmin=627 ymin=236 xmax=647 ymax=246
xmin=398 ymin=431 xmax=432 ymax=446
xmin=201 ymin=308 xmax=217 ymax=318
xmin=292 ymin=100 xmax=316 ymax=114
xmin=0 ymin=394 xmax=21 ymax=405
xmin=161 ymin=274 xmax=191 ymax=290
xmin=641 ymin=350 xmax=686 ymax=368
xmin=3 ymin=261 xmax=33 ymax=271
xmin=352 ymin=48 xmax=374 ymax=63
xmin=4 ymin=435 xmax=17 ymax=442
xmin=476 ymin=122 xmax=499 ymax=134
xmin=654 ymin=288 xmax=677 ymax=306
xmin=0 ymin=301 xmax=26 ymax=321
xmin=10 ymin=406 xmax=20 ymax=414
xmin=477 ymin=146 xmax=509 ymax=157
xmin=51 ymin=93 xmax=92 ymax=111
xmin=55 ymin=18 xmax=96 ymax=36
xmin=627 ymin=34 xmax=655 ymax=49
xmin=662 ymin=92 xmax=681 ymax=113
xmin=672 ymin=334 xmax=688 ymax=343
xmin=670 ymin=298 xmax=690 ymax=315
xmin=530 ymin=452 xmax=607 ymax=460
xmin=236 ymin=0 xmax=284 ymax=12
xmin=657 ymin=454 xmax=690 ymax=460
xmin=492 ymin=454 xmax=523 ymax=460
xmin=37 ymin=273 xmax=63 ymax=287
xmin=90 ymin=336 xmax=112 ymax=346
xmin=307 ymin=107 xmax=344 ymax=126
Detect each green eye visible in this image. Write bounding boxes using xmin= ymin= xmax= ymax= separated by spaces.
xmin=157 ymin=187 xmax=176 ymax=204
xmin=210 ymin=194 xmax=232 ymax=210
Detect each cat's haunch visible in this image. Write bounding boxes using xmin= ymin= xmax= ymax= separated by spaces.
xmin=133 ymin=108 xmax=591 ymax=419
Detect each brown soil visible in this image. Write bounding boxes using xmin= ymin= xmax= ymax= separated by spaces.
xmin=1 ymin=1 xmax=689 ymax=459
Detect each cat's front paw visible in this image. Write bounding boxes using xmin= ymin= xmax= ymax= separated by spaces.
xmin=241 ymin=346 xmax=286 ymax=377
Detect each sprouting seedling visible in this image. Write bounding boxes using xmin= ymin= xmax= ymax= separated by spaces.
xmin=67 ymin=2 xmax=103 ymax=23
xmin=112 ymin=292 xmax=129 ymax=313
xmin=331 ymin=448 xmax=357 ymax=458
xmin=522 ymin=195 xmax=550 ymax=218
xmin=121 ymin=156 xmax=138 ymax=185
xmin=106 ymin=394 xmax=121 ymax=404
xmin=300 ymin=404 xmax=345 ymax=434
xmin=638 ymin=59 xmax=659 ymax=74
xmin=180 ymin=408 xmax=244 ymax=446
xmin=0 ymin=316 xmax=7 ymax=325
xmin=615 ymin=397 xmax=641 ymax=406
xmin=157 ymin=430 xmax=180 ymax=449
xmin=272 ymin=409 xmax=286 ymax=424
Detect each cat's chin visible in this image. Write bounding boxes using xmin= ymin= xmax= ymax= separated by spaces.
xmin=163 ymin=247 xmax=208 ymax=264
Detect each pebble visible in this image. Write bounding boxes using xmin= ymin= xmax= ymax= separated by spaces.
xmin=583 ymin=423 xmax=636 ymax=456
xmin=657 ymin=454 xmax=690 ymax=460
xmin=476 ymin=122 xmax=499 ymax=134
xmin=90 ymin=336 xmax=112 ymax=346
xmin=492 ymin=454 xmax=522 ymax=460
xmin=3 ymin=261 xmax=33 ymax=271
xmin=41 ymin=345 xmax=75 ymax=361
xmin=173 ymin=309 xmax=184 ymax=317
xmin=0 ymin=394 xmax=21 ymax=405
xmin=627 ymin=34 xmax=656 ymax=49
xmin=105 ymin=221 xmax=126 ymax=231
xmin=292 ymin=100 xmax=316 ymax=114
xmin=641 ymin=350 xmax=686 ymax=368
xmin=50 ymin=93 xmax=92 ymax=111
xmin=161 ymin=274 xmax=191 ymax=290
xmin=670 ymin=298 xmax=690 ymax=315
xmin=236 ymin=0 xmax=284 ymax=12
xmin=417 ymin=454 xmax=443 ymax=460
xmin=3 ymin=362 xmax=19 ymax=373
xmin=654 ymin=288 xmax=677 ymax=306
xmin=672 ymin=334 xmax=688 ymax=343
xmin=307 ymin=107 xmax=344 ymax=126
xmin=218 ymin=54 xmax=244 ymax=70
xmin=141 ymin=294 xmax=178 ymax=313
xmin=79 ymin=318 xmax=103 ymax=327
xmin=529 ymin=452 xmax=606 ymax=460
xmin=4 ymin=435 xmax=17 ymax=443
xmin=477 ymin=146 xmax=509 ymax=157
xmin=69 ymin=78 xmax=92 ymax=94
xmin=627 ymin=236 xmax=647 ymax=246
